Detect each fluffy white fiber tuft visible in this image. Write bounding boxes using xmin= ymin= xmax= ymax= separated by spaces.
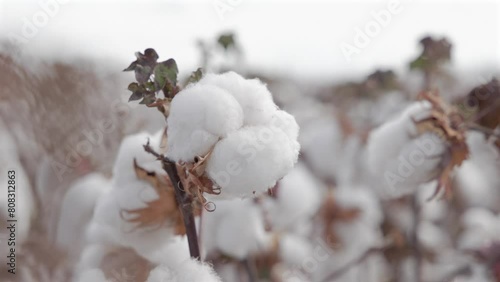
xmin=167 ymin=84 xmax=244 ymax=162
xmin=167 ymin=71 xmax=300 ymax=198
xmin=366 ymin=101 xmax=447 ymax=198
xmin=147 ymin=259 xmax=221 ymax=282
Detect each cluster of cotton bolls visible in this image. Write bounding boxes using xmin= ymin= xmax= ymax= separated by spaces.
xmin=45 ymin=69 xmax=498 ymax=282
xmin=167 ymin=71 xmax=300 ymax=198
xmin=70 ymin=130 xmax=222 ymax=282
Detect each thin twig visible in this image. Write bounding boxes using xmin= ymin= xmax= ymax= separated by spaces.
xmin=143 ymin=140 xmax=201 ymax=259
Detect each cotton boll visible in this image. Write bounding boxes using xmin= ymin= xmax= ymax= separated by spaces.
xmin=138 ymin=235 xmax=190 ymax=269
xmin=268 ymin=110 xmax=300 ymax=142
xmin=198 ymin=72 xmax=277 ymax=126
xmin=74 ymin=269 xmax=110 ymax=282
xmin=206 ymin=126 xmax=299 ymax=198
xmin=147 ymin=259 xmax=221 ymax=282
xmin=56 ymin=173 xmax=112 ymax=260
xmin=112 ymin=131 xmax=164 ymax=185
xmin=418 ymin=182 xmax=448 ymax=222
xmin=334 ymin=187 xmax=383 ymax=226
xmin=366 ymin=101 xmax=447 ymax=198
xmin=279 ymin=234 xmax=313 ymax=266
xmin=455 ymin=131 xmax=500 ymax=210
xmin=214 ymin=199 xmax=270 ymax=259
xmin=167 ymin=84 xmax=244 ymax=162
xmin=418 ymin=221 xmax=451 ymax=251
xmin=299 ymin=115 xmax=343 ymax=183
xmin=266 ymin=164 xmax=322 ymax=231
xmin=87 ymin=131 xmax=177 ymax=255
xmin=458 ymin=208 xmax=500 ymax=250
xmin=76 ymin=244 xmax=114 ymax=274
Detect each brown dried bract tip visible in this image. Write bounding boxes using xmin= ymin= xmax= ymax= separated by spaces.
xmin=121 ymin=159 xmax=187 ymax=235
xmin=176 ymin=145 xmax=220 ymax=213
xmin=413 ymin=91 xmax=470 ymax=200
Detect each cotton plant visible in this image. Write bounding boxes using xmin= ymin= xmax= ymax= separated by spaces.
xmin=79 ymin=48 xmax=302 ymax=280
xmin=366 ymin=91 xmax=472 ymax=199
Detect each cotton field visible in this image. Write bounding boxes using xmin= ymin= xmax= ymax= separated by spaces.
xmin=0 ymin=1 xmax=499 ymax=282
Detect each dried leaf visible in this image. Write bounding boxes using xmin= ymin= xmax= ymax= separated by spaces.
xmin=413 ymin=91 xmax=470 ymax=200
xmin=121 ymin=159 xmax=186 ymax=235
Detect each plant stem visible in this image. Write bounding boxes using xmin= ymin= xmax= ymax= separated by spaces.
xmin=144 ymin=142 xmax=201 ymax=259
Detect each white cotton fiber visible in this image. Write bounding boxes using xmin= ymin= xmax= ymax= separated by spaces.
xmin=366 ymin=101 xmax=447 ymax=198
xmin=167 ymin=72 xmax=299 ymax=198
xmin=87 ymin=130 xmax=176 ymax=255
xmin=458 ymin=208 xmax=500 ymax=250
xmin=167 ymin=84 xmax=244 ymax=162
xmin=56 ymin=173 xmax=111 ymax=260
xmin=266 ymin=164 xmax=322 ymax=231
xmin=147 ymin=259 xmax=221 ymax=282
xmin=206 ymin=126 xmax=299 ymax=198
xmin=75 ymin=269 xmax=110 ymax=282
xmin=198 ymin=72 xmax=277 ymax=126
xmin=214 ymin=199 xmax=270 ymax=259
xmin=455 ymin=131 xmax=500 ymax=210
xmin=279 ymin=233 xmax=313 ymax=266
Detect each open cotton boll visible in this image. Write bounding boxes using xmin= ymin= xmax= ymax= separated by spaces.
xmin=418 ymin=221 xmax=451 ymax=251
xmin=137 ymin=235 xmax=190 ymax=269
xmin=198 ymin=71 xmax=277 ymax=126
xmin=279 ymin=233 xmax=314 ymax=266
xmin=266 ymin=164 xmax=322 ymax=231
xmin=56 ymin=173 xmax=111 ymax=260
xmin=206 ymin=125 xmax=299 ymax=198
xmin=458 ymin=208 xmax=500 ymax=250
xmin=75 ymin=269 xmax=110 ymax=282
xmin=147 ymin=259 xmax=221 ymax=282
xmin=215 ymin=199 xmax=270 ymax=259
xmin=418 ymin=182 xmax=448 ymax=222
xmin=86 ymin=131 xmax=176 ymax=255
xmin=455 ymin=132 xmax=500 ymax=210
xmin=366 ymin=101 xmax=447 ymax=198
xmin=112 ymin=131 xmax=164 ymax=185
xmin=299 ymin=116 xmax=343 ymax=182
xmin=201 ymin=199 xmax=270 ymax=259
xmin=167 ymin=84 xmax=244 ymax=162
xmin=268 ymin=110 xmax=300 ymax=142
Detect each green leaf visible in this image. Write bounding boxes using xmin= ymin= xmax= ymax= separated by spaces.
xmin=154 ymin=59 xmax=178 ymax=90
xmin=127 ymin=82 xmax=146 ymax=101
xmin=186 ymin=68 xmax=203 ymax=85
xmin=123 ymin=60 xmax=138 ymax=71
xmin=217 ymin=33 xmax=235 ymax=50
xmin=128 ymin=92 xmax=143 ymax=101
xmin=409 ymin=56 xmax=428 ymax=70
xmin=135 ymin=65 xmax=153 ymax=84
xmin=139 ymin=93 xmax=156 ymax=105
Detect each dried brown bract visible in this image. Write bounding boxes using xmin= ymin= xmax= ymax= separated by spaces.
xmin=176 ymin=146 xmax=221 ymax=213
xmin=121 ymin=159 xmax=187 ymax=235
xmin=413 ymin=91 xmax=469 ymax=200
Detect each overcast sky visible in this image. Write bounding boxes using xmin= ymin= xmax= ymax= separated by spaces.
xmin=0 ymin=0 xmax=498 ymax=81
